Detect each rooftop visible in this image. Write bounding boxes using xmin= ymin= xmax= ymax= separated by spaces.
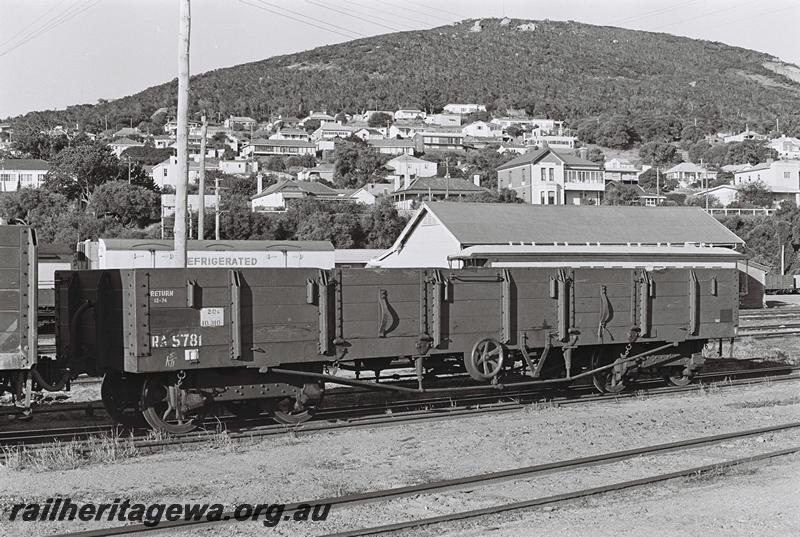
xmin=394 ymin=176 xmax=485 ymax=195
xmin=419 ymin=202 xmax=745 ymax=247
xmin=0 ymin=159 xmax=49 ymax=171
xmin=100 ymin=239 xmax=333 ymax=251
xmin=250 ymin=139 xmax=316 ymax=148
xmin=496 ymin=147 xmax=599 ymax=170
xmin=251 ymin=179 xmax=339 ymax=200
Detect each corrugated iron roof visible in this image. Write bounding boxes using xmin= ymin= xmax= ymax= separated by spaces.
xmin=423 ymin=202 xmax=745 ymax=246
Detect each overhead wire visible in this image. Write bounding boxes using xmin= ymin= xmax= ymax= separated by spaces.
xmin=648 ymin=0 xmax=765 ymax=32
xmin=344 ymin=0 xmax=452 ymax=27
xmin=0 ymin=0 xmax=72 ymax=49
xmin=237 ymin=0 xmax=362 ymax=39
xmin=615 ymin=0 xmax=698 ymax=25
xmin=0 ymin=0 xmax=102 ymax=58
xmin=305 ymin=0 xmax=410 ymax=33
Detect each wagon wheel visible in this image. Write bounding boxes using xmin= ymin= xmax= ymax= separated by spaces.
xmin=590 ymin=348 xmax=627 ymax=394
xmin=272 ymin=397 xmax=316 ymax=425
xmin=140 ymin=376 xmax=203 ymax=435
xmin=663 ymin=367 xmax=693 ymax=387
xmin=465 ymin=338 xmax=505 ymax=382
xmin=101 ymin=371 xmax=145 ymax=427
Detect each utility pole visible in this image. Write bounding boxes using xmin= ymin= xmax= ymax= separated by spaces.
xmin=215 ymin=175 xmax=221 ymax=240
xmin=174 ymin=0 xmax=191 ymax=267
xmin=126 ymin=156 xmax=131 ymax=184
xmin=656 ymin=166 xmax=660 ymax=205
xmin=701 ymin=158 xmax=709 ymax=212
xmin=198 ymin=115 xmax=207 ymax=240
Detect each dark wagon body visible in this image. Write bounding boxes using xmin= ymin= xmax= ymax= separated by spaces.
xmin=53 ymin=264 xmax=739 ymax=432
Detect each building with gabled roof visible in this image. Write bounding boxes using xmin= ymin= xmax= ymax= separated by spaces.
xmin=369 ymin=202 xmax=745 ymax=268
xmin=367 ymin=138 xmax=415 ymax=155
xmin=496 ymin=147 xmax=604 ymax=205
xmin=663 ymin=162 xmax=716 ymax=188
xmin=390 ymin=176 xmax=486 ymax=211
xmin=250 ymin=179 xmax=343 ymax=211
xmin=385 ymin=154 xmax=437 ymax=178
xmin=243 ymin=138 xmax=316 ymax=157
xmin=0 ymin=159 xmax=49 ymax=191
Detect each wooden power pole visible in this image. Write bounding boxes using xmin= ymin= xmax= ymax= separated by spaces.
xmin=198 ymin=115 xmax=207 ymax=240
xmin=174 ymin=0 xmax=191 ymax=267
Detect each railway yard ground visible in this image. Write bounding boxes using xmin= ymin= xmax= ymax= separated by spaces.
xmin=2 ymin=301 xmax=800 ymax=536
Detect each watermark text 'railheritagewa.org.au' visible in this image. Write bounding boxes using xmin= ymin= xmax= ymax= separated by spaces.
xmin=7 ymin=498 xmax=331 ymax=527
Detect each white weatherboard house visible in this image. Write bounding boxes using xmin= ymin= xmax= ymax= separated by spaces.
xmin=733 ymin=160 xmax=800 ymax=205
xmin=369 ymin=203 xmax=744 ymax=268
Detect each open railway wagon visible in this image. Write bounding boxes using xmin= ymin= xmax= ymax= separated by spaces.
xmin=54 ymin=263 xmax=740 ymax=434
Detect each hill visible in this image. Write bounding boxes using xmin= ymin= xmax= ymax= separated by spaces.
xmin=7 ymin=18 xmax=800 ymax=135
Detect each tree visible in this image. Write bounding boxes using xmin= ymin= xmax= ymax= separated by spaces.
xmin=680 ymin=125 xmax=704 ymax=144
xmin=368 ymin=112 xmax=393 ymax=128
xmin=333 ymin=140 xmax=390 ymax=188
xmin=264 ymin=156 xmax=285 ymax=172
xmin=736 ymin=181 xmax=773 ymax=208
xmin=89 ymin=181 xmax=160 ymax=227
xmin=638 ymin=141 xmax=680 ymax=167
xmin=604 ymin=183 xmax=642 ymax=206
xmin=585 ymin=148 xmax=606 ymax=165
xmin=334 ymin=112 xmax=348 ymax=124
xmin=43 ymin=143 xmax=129 ymax=205
xmin=505 ymin=125 xmax=523 ymax=139
xmin=120 ymin=146 xmax=175 ymax=166
xmin=0 ymin=188 xmax=69 ymax=228
xmin=461 ymin=188 xmax=524 ymax=203
xmin=361 ymin=198 xmax=407 ymax=248
xmin=685 ymin=194 xmax=721 ymax=208
xmin=638 ymin=168 xmax=678 ymax=193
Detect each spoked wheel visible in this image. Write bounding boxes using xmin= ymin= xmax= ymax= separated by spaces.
xmin=663 ymin=367 xmax=693 ymax=387
xmin=272 ymin=382 xmax=323 ymax=426
xmin=465 ymin=338 xmax=505 ymax=382
xmin=101 ymin=371 xmax=145 ymax=427
xmin=140 ymin=375 xmax=205 ymax=435
xmin=591 ymin=349 xmax=628 ymax=394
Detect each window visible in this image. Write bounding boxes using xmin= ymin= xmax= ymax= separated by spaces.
xmin=163 ymin=168 xmax=169 ymax=177
xmin=19 ymin=174 xmax=32 ymax=182
xmin=784 ymin=171 xmax=791 ymax=179
xmin=548 ymin=191 xmax=556 ymax=205
xmin=540 ymin=192 xmax=547 ymax=204
xmin=645 ymin=198 xmax=656 ymax=207
xmin=0 ymin=173 xmax=12 ymax=182
xmin=540 ymin=168 xmax=546 ymax=181
xmin=548 ymin=168 xmax=554 ymax=182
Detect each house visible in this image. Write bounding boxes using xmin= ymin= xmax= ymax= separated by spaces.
xmin=494 ymin=117 xmax=563 ymax=133
xmin=663 ymin=163 xmax=717 ymax=187
xmin=219 ymin=160 xmax=258 ymax=175
xmin=497 ymin=142 xmax=528 ymax=155
xmin=150 ymin=156 xmax=220 ymax=189
xmin=415 ymin=127 xmax=465 ymax=151
xmin=721 ymin=163 xmax=752 ymax=174
xmin=224 ymin=116 xmax=258 ymax=131
xmin=367 ymin=138 xmax=416 ymax=156
xmin=769 ymin=135 xmax=800 ymax=159
xmin=443 ymin=104 xmax=486 ymax=115
xmin=692 ymin=184 xmax=740 ymax=207
xmin=109 ymin=137 xmax=144 ymax=157
xmin=603 ymin=158 xmax=642 ymax=183
xmin=385 ymin=154 xmax=437 ymax=178
xmin=250 ymin=179 xmax=343 ymax=211
xmin=723 ymin=126 xmax=766 ymax=144
xmin=310 ymin=124 xmax=356 ymax=142
xmin=0 ymin=159 xmax=49 ymax=191
xmin=496 ymin=147 xmax=605 ymax=205
xmin=296 ymin=163 xmax=335 ymax=182
xmin=369 ymin=202 xmax=745 ymax=268
xmin=353 ymin=128 xmax=385 ymax=141
xmin=113 ymin=127 xmax=141 ymax=139
xmin=388 ymin=121 xmax=426 ymax=139
xmin=269 ymin=128 xmax=310 ymax=142
xmin=733 ymin=160 xmax=800 ymax=206
xmin=152 ymin=135 xmax=173 ymax=149
xmin=301 ymin=111 xmax=336 ymax=125
xmin=461 ymin=121 xmax=502 ymax=138
xmin=605 ymin=181 xmax=666 ymax=206
xmin=390 ymin=176 xmax=486 ymax=211
xmin=394 ymin=109 xmax=426 ymax=121
xmin=349 ymin=183 xmax=393 ymax=205
xmin=242 ymin=139 xmax=316 ymax=157
xmin=527 ymin=134 xmax=576 ymax=150
xmin=424 ymin=113 xmax=462 ymax=127
xmin=463 ymin=136 xmax=504 ymax=150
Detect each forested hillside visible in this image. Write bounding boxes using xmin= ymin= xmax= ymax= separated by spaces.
xmin=7 ymin=18 xmax=800 ymax=135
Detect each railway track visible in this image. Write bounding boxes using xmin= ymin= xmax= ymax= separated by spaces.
xmin=3 ymin=364 xmax=799 ymax=461
xmin=45 ymin=421 xmax=800 ymax=536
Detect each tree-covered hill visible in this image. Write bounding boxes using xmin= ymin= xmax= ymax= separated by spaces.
xmin=7 ymin=18 xmax=800 ymax=134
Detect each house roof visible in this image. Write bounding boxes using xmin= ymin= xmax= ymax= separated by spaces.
xmin=229 ymin=116 xmax=256 ymax=122
xmin=665 ymin=162 xmax=710 ymax=174
xmin=277 ymin=128 xmax=308 ymax=136
xmin=394 ymin=177 xmax=485 ymax=195
xmin=496 ymin=148 xmax=598 ymax=171
xmin=734 ymin=162 xmax=771 ymax=173
xmin=250 ymin=139 xmax=316 ymax=148
xmin=358 ymin=183 xmax=393 ymax=196
xmin=386 ymin=154 xmax=431 ymax=168
xmin=100 ymin=239 xmax=333 ymax=251
xmin=110 ymin=137 xmax=142 ymax=145
xmin=0 ymin=159 xmax=49 ymax=171
xmin=251 ymin=179 xmax=339 ymax=200
xmin=416 ymin=202 xmax=745 ymax=246
xmin=368 ymin=139 xmax=416 ymax=148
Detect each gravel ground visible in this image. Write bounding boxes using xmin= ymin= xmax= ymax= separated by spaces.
xmin=1 ymin=378 xmax=798 ymax=537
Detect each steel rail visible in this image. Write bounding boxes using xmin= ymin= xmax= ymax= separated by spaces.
xmin=324 ymin=445 xmax=800 ymax=537
xmin=3 ymin=365 xmax=799 ymax=452
xmin=46 ymin=423 xmax=800 ymax=537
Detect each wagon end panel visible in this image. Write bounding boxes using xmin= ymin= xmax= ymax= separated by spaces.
xmin=0 ymin=226 xmax=36 ymax=371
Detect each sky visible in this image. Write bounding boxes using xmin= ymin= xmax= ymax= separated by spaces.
xmin=0 ymin=0 xmax=798 ymax=118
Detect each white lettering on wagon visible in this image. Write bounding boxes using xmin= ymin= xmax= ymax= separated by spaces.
xmin=150 ymin=289 xmax=175 ymax=304
xmin=151 ymin=333 xmax=203 ymax=348
xmin=187 ymin=256 xmax=258 ymax=267
xmin=200 ymin=307 xmax=224 ymax=327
